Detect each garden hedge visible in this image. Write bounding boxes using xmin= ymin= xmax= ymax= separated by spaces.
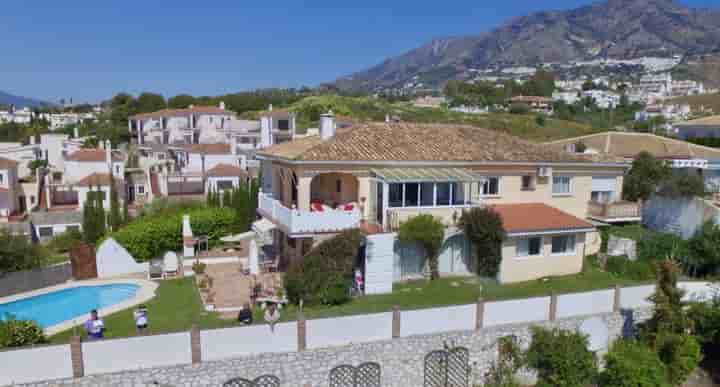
xmin=110 ymin=207 xmax=237 ymax=261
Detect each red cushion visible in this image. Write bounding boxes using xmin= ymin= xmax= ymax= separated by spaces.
xmin=312 ymin=203 xmax=324 ymax=212
xmin=344 ymin=204 xmax=354 ymax=211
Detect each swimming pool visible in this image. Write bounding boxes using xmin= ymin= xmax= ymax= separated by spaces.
xmin=0 ymin=284 xmax=140 ymax=328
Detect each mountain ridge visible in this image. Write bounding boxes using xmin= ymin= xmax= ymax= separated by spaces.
xmin=335 ymin=0 xmax=720 ymax=91
xmin=0 ymin=90 xmax=53 ymax=108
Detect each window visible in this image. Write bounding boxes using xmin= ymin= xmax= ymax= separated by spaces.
xmin=521 ymin=175 xmax=534 ymax=191
xmin=66 ymin=225 xmax=80 ymax=233
xmin=451 ymin=182 xmax=465 ymax=205
xmin=404 ymin=183 xmax=419 ymax=207
xmin=591 ymin=191 xmax=613 ymax=203
xmin=436 ymin=183 xmax=451 ymax=206
xmin=336 ymin=179 xmax=342 ymax=193
xmin=217 ymin=180 xmax=234 ymax=190
xmin=277 ymin=119 xmax=290 ymax=130
xmin=420 ymin=182 xmax=434 ymax=206
xmin=30 ymin=196 xmax=35 ymax=204
xmin=240 ymin=137 xmax=252 ymax=144
xmin=517 ymin=236 xmax=543 ymax=257
xmin=552 ymin=176 xmax=572 ymax=195
xmin=551 ymin=235 xmax=576 ymax=254
xmin=482 ymin=177 xmax=500 ymax=196
xmin=389 ymin=183 xmax=403 ymax=208
xmin=38 ymin=226 xmax=53 ymax=238
xmin=115 ymin=165 xmax=120 ymax=174
xmin=137 ymin=185 xmax=145 ymax=194
xmin=87 ymin=191 xmax=106 ymax=201
xmin=0 ymin=173 xmax=3 ymax=183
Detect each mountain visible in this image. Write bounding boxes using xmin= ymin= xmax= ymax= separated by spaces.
xmin=0 ymin=90 xmax=53 ymax=108
xmin=335 ymin=0 xmax=720 ymax=91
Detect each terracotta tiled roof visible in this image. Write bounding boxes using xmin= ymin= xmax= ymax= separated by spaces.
xmin=207 ymin=163 xmax=247 ymax=177
xmin=545 ymin=132 xmax=720 ymax=160
xmin=66 ymin=149 xmax=123 ymax=162
xmin=0 ymin=187 xmax=8 ymax=193
xmin=0 ymin=156 xmax=18 ymax=169
xmin=258 ymin=122 xmax=617 ymax=163
xmin=76 ymin=173 xmax=122 ymax=187
xmin=130 ymin=106 xmax=229 ymax=120
xmin=491 ymin=203 xmax=594 ymax=235
xmin=183 ymin=143 xmax=231 ymax=155
xmin=510 ymin=96 xmax=553 ymax=103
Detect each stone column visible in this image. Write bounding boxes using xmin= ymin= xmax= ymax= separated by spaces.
xmin=70 ymin=335 xmax=84 ymax=378
xmin=613 ymin=284 xmax=621 ymax=313
xmin=297 ymin=312 xmax=307 ymax=351
xmin=475 ymin=297 xmax=485 ymax=330
xmin=549 ymin=292 xmax=558 ymax=321
xmin=392 ymin=305 xmax=401 ymax=339
xmin=190 ymin=324 xmax=201 ymax=364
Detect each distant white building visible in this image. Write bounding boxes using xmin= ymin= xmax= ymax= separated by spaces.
xmin=0 ymin=107 xmax=33 ymax=124
xmin=552 ymin=91 xmax=581 ymax=105
xmin=671 ymin=80 xmax=705 ymax=97
xmin=635 ymin=104 xmax=691 ymax=122
xmin=39 ymin=112 xmax=97 ymax=131
xmin=582 ymin=90 xmax=620 ymax=109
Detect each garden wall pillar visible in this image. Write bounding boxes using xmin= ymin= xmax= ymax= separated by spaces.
xmin=70 ymin=335 xmax=84 ymax=378
xmin=549 ymin=292 xmax=557 ymax=321
xmin=613 ymin=284 xmax=621 ymax=312
xmin=476 ymin=297 xmax=485 ymax=330
xmin=190 ymin=324 xmax=201 ymax=364
xmin=392 ymin=306 xmax=401 ymax=339
xmin=297 ymin=312 xmax=307 ymax=351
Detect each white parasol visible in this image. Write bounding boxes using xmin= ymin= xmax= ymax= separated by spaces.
xmin=248 ymin=239 xmax=260 ymax=275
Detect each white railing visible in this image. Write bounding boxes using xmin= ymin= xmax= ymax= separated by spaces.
xmin=258 ymin=192 xmax=361 ymax=234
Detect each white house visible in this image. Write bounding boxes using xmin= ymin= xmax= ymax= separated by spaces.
xmin=0 ymin=157 xmax=20 ymax=218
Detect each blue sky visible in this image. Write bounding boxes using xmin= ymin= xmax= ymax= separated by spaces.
xmin=1 ymin=0 xmax=718 ymax=103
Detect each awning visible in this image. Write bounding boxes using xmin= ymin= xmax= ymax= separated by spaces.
xmin=371 ymin=168 xmax=486 ymax=183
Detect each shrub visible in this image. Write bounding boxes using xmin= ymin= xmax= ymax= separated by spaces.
xmin=110 ymin=207 xmax=237 ymax=261
xmin=656 ymin=334 xmax=702 ymax=385
xmin=284 ymin=230 xmax=363 ymax=306
xmin=658 ymin=174 xmax=706 ymax=199
xmin=535 ymin=114 xmax=546 ymax=127
xmin=192 ymin=261 xmax=207 ymax=275
xmin=638 ymin=232 xmax=688 ymax=264
xmin=600 ymin=340 xmax=668 ymax=387
xmin=623 ymin=151 xmax=671 ymax=202
xmin=460 ymin=207 xmax=506 ymax=277
xmin=0 ymin=230 xmax=45 ymax=273
xmin=525 ymin=327 xmax=597 ymax=387
xmin=46 ymin=229 xmax=83 ymax=254
xmin=484 ymin=335 xmax=524 ymax=387
xmin=0 ymin=318 xmax=46 ymax=348
xmin=508 ymin=103 xmax=530 ymax=115
xmin=686 ymin=221 xmax=720 ymax=277
xmin=398 ymin=214 xmax=445 ymax=280
xmin=687 ymin=291 xmax=720 ymax=345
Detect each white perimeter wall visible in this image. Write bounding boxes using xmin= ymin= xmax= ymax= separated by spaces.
xmin=83 ymin=332 xmax=192 ymax=375
xmin=401 ymin=305 xmax=475 ymax=337
xmin=484 ymin=297 xmax=551 ymax=327
xmin=557 ymin=289 xmax=615 ymax=319
xmin=201 ymin=322 xmax=297 ymax=361
xmin=307 ymin=313 xmax=393 ymax=349
xmin=0 ymin=344 xmax=72 ymax=385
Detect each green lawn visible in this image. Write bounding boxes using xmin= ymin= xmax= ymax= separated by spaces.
xmin=49 ymin=277 xmax=234 ymax=343
xmin=49 ymin=262 xmax=649 ymax=343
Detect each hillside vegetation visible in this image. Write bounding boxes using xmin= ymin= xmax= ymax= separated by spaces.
xmin=260 ymin=95 xmax=602 ymax=142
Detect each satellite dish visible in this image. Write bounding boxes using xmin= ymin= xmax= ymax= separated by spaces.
xmin=579 ymin=317 xmax=609 ymax=352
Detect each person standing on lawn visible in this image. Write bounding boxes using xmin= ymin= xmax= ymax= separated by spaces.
xmin=134 ymin=305 xmax=149 ymax=334
xmin=264 ymin=303 xmax=280 ymax=332
xmin=84 ymin=310 xmax=105 ymax=340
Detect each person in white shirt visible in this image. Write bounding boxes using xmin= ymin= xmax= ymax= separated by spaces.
xmin=133 ymin=305 xmax=148 ymax=335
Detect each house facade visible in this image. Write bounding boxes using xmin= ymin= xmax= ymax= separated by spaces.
xmin=256 ymin=114 xmax=628 ymax=285
xmin=0 ymin=157 xmax=20 ymax=218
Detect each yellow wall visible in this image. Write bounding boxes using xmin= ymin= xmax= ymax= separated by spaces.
xmin=499 ymin=232 xmax=587 ymax=283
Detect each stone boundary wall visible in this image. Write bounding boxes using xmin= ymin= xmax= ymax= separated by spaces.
xmin=19 ymin=309 xmax=652 ymax=387
xmin=0 ymin=262 xmax=71 ymax=297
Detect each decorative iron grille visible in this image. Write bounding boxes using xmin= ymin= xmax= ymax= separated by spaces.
xmin=223 ymin=374 xmax=280 ymax=387
xmin=423 ymin=347 xmax=470 ymax=387
xmin=329 ymin=362 xmax=382 ymax=387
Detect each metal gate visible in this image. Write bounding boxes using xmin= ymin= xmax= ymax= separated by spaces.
xmin=329 ymin=362 xmax=382 ymax=387
xmin=223 ymin=374 xmax=281 ymax=387
xmin=424 ymin=347 xmax=470 ymax=387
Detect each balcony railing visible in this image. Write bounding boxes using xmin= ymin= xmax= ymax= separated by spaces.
xmin=588 ymin=200 xmax=642 ymax=221
xmin=386 ymin=203 xmax=483 ymax=232
xmin=258 ymin=192 xmax=361 ymax=234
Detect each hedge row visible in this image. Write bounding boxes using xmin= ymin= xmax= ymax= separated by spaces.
xmin=110 ymin=207 xmax=237 ymax=262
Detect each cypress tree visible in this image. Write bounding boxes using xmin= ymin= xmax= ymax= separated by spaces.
xmin=108 ymin=176 xmax=121 ymax=231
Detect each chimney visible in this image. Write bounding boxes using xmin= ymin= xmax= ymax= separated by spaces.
xmin=28 ymin=135 xmax=35 ymax=145
xmin=73 ymin=127 xmax=79 ymax=139
xmin=218 ymin=101 xmax=226 ymax=110
xmin=385 ymin=114 xmax=390 ymax=123
xmin=260 ymin=116 xmax=272 ymax=148
xmin=105 ymin=140 xmax=112 ymax=168
xmin=320 ymin=111 xmax=336 ymax=140
xmin=268 ymin=104 xmax=273 ymax=112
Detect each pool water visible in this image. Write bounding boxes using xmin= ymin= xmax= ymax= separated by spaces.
xmin=0 ymin=284 xmax=140 ymax=328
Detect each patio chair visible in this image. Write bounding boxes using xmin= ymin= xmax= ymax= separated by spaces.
xmin=163 ymin=252 xmax=179 ymax=279
xmin=148 ymin=259 xmax=163 ymax=280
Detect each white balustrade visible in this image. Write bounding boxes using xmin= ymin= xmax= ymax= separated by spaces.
xmin=258 ymin=192 xmax=361 ymax=234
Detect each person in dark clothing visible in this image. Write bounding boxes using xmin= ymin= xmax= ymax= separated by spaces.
xmin=237 ymin=302 xmax=253 ymax=325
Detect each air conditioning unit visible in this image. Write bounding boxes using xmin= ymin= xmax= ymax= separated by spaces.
xmin=538 ymin=167 xmax=552 ymax=178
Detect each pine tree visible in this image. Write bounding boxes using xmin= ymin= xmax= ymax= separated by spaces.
xmin=95 ymin=186 xmax=107 ymax=239
xmin=640 ymin=260 xmax=688 ymax=344
xmin=82 ymin=185 xmax=97 ymax=244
